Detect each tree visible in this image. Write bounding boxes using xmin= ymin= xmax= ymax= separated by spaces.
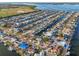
xmin=43 ymin=36 xmax=49 ymax=42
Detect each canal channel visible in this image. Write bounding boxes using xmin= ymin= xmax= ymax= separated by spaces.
xmin=70 ymin=16 xmax=79 ymax=56
xmin=0 ymin=44 xmax=19 ymax=56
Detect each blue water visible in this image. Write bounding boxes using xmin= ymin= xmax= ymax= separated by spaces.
xmin=35 ymin=14 xmax=66 ymax=35
xmin=70 ymin=17 xmax=79 ymax=56
xmin=35 ymin=4 xmax=79 ymax=12
xmin=1 ymin=3 xmax=79 ymax=56
xmin=19 ymin=42 xmax=29 ymax=49
xmin=34 ymin=3 xmax=79 ymax=55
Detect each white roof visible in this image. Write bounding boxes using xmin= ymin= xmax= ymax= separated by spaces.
xmin=46 ymin=32 xmax=52 ymax=36
xmin=57 ymin=41 xmax=66 ymax=47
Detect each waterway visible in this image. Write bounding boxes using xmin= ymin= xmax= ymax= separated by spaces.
xmin=35 ymin=3 xmax=79 ymax=56
xmin=0 ymin=44 xmax=19 ymax=56
xmin=35 ymin=3 xmax=79 ymax=12
xmin=70 ymin=17 xmax=79 ymax=56
xmin=1 ymin=3 xmax=79 ymax=56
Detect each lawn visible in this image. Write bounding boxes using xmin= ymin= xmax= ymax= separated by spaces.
xmin=0 ymin=6 xmax=36 ymax=17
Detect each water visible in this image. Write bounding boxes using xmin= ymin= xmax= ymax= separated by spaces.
xmin=0 ymin=44 xmax=19 ymax=56
xmin=34 ymin=3 xmax=79 ymax=56
xmin=34 ymin=3 xmax=79 ymax=12
xmin=1 ymin=3 xmax=79 ymax=56
xmin=70 ymin=17 xmax=79 ymax=56
xmin=35 ymin=15 xmax=65 ymax=35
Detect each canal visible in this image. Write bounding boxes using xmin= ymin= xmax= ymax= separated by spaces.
xmin=0 ymin=44 xmax=19 ymax=56
xmin=70 ymin=17 xmax=79 ymax=56
xmin=35 ymin=13 xmax=66 ymax=35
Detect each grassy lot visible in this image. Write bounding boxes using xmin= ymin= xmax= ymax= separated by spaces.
xmin=0 ymin=6 xmax=36 ymax=17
